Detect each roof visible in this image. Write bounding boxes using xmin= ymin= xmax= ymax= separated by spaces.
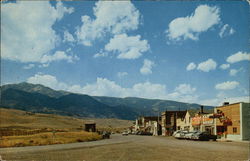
xmin=161 ymin=110 xmax=187 ymax=118
xmin=187 ymin=110 xmax=197 ymax=117
xmin=216 ymin=102 xmax=250 ymax=108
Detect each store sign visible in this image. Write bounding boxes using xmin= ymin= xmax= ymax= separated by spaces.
xmin=192 ymin=115 xmax=214 ymax=125
xmin=192 ymin=116 xmax=201 ymax=125
xmin=202 ymin=115 xmax=214 ymax=125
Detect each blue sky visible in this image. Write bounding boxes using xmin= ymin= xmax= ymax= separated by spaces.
xmin=1 ymin=1 xmax=250 ymax=106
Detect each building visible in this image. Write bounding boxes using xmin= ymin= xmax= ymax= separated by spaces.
xmin=161 ymin=111 xmax=186 ymax=136
xmin=135 ymin=116 xmax=161 ymax=135
xmin=176 ymin=110 xmax=196 ymax=131
xmin=212 ymin=102 xmax=250 ymax=141
xmin=84 ymin=121 xmax=96 ymax=132
xmin=189 ymin=106 xmax=215 ymax=134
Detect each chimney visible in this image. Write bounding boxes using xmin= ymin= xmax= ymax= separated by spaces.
xmin=200 ymin=105 xmax=204 ymax=114
xmin=223 ymin=102 xmax=229 ymax=106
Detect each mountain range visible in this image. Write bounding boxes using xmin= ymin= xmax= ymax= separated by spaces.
xmin=0 ymin=82 xmax=213 ymax=120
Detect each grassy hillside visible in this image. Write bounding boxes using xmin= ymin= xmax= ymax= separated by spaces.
xmin=0 ymin=108 xmax=134 ymax=132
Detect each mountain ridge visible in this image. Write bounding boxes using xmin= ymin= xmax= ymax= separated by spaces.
xmin=0 ymin=83 xmax=214 ymax=120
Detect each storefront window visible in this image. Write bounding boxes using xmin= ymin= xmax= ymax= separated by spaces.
xmin=233 ymin=127 xmax=237 ymax=133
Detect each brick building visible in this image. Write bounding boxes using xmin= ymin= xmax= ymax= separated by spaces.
xmin=212 ymin=102 xmax=250 ymax=141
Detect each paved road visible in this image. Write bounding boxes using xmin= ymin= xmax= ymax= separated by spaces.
xmin=0 ymin=134 xmax=249 ymax=161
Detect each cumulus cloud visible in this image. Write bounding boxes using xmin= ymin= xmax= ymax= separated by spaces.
xmin=63 ymin=30 xmax=75 ymax=43
xmin=40 ymin=51 xmax=79 ymax=64
xmin=81 ymin=79 xmax=168 ymax=99
xmin=168 ymin=84 xmax=198 ymax=103
xmin=93 ymin=51 xmax=108 ymax=58
xmin=140 ymin=59 xmax=155 ymax=75
xmin=75 ymin=1 xmax=140 ymax=46
xmin=219 ymin=64 xmax=230 ymax=70
xmin=27 ymin=73 xmax=69 ymax=90
xmin=117 ymin=72 xmax=128 ymax=78
xmin=197 ymin=59 xmax=217 ymax=72
xmin=23 ymin=64 xmax=35 ymax=70
xmin=1 ymin=1 xmax=74 ymax=63
xmin=26 ymin=74 xmax=167 ymax=99
xmin=166 ymin=5 xmax=220 ymax=41
xmin=199 ymin=95 xmax=249 ymax=106
xmin=104 ymin=34 xmax=150 ymax=59
xmin=229 ymin=68 xmax=243 ymax=76
xmin=215 ymin=81 xmax=239 ymax=90
xmin=186 ymin=62 xmax=196 ymax=71
xmin=226 ymin=51 xmax=250 ymax=63
xmin=219 ymin=24 xmax=235 ymax=38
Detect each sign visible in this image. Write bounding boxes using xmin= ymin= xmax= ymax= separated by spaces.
xmin=192 ymin=116 xmax=201 ymax=125
xmin=202 ymin=115 xmax=214 ymax=125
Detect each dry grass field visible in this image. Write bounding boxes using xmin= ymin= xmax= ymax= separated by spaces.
xmin=0 ymin=108 xmax=133 ymax=147
xmin=0 ymin=131 xmax=101 ymax=148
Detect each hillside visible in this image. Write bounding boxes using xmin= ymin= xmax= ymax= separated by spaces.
xmin=0 ymin=108 xmax=133 ymax=130
xmin=0 ymin=83 xmax=213 ymax=120
xmin=0 ymin=88 xmax=138 ymax=120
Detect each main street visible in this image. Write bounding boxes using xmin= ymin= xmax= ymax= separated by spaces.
xmin=0 ymin=134 xmax=249 ymax=161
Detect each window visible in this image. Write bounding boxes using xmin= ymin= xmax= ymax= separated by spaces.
xmin=233 ymin=127 xmax=237 ymax=133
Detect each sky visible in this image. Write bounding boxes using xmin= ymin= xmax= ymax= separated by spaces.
xmin=1 ymin=0 xmax=250 ymax=106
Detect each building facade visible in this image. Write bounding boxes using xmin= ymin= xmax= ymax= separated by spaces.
xmin=135 ymin=116 xmax=161 ymax=135
xmin=176 ymin=111 xmax=195 ymax=131
xmin=161 ymin=111 xmax=186 ymax=136
xmin=213 ymin=102 xmax=250 ymax=141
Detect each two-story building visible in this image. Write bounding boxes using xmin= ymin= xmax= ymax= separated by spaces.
xmin=212 ymin=102 xmax=250 ymax=141
xmin=161 ymin=111 xmax=186 ymax=136
xmin=176 ymin=110 xmax=196 ymax=131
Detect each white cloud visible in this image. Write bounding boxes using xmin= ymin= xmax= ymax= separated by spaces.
xmin=229 ymin=69 xmax=238 ymax=76
xmin=166 ymin=5 xmax=220 ymax=41
xmin=63 ymin=30 xmax=75 ymax=43
xmin=229 ymin=68 xmax=243 ymax=76
xmin=199 ymin=96 xmax=250 ymax=106
xmin=215 ymin=81 xmax=239 ymax=90
xmin=81 ymin=78 xmax=168 ymax=99
xmin=197 ymin=59 xmax=217 ymax=72
xmin=1 ymin=1 xmax=74 ymax=63
xmin=174 ymin=84 xmax=196 ymax=95
xmin=219 ymin=64 xmax=230 ymax=70
xmin=140 ymin=59 xmax=155 ymax=75
xmin=226 ymin=51 xmax=250 ymax=63
xmin=23 ymin=64 xmax=35 ymax=70
xmin=168 ymin=84 xmax=198 ymax=103
xmin=75 ymin=1 xmax=140 ymax=46
xmin=219 ymin=24 xmax=235 ymax=38
xmin=104 ymin=34 xmax=150 ymax=59
xmin=117 ymin=72 xmax=128 ymax=78
xmin=26 ymin=74 xmax=202 ymax=103
xmin=27 ymin=73 xmax=69 ymax=90
xmin=93 ymin=51 xmax=108 ymax=58
xmin=40 ymin=51 xmax=79 ymax=64
xmin=186 ymin=62 xmax=196 ymax=71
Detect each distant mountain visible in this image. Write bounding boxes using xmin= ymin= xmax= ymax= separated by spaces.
xmin=0 ymin=83 xmax=213 ymax=120
xmin=1 ymin=82 xmax=68 ymax=98
xmin=0 ymin=84 xmax=138 ymax=120
xmin=93 ymin=96 xmax=213 ymax=115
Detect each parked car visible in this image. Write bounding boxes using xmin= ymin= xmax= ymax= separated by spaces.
xmin=122 ymin=131 xmax=129 ymax=136
xmin=136 ymin=131 xmax=152 ymax=136
xmin=191 ymin=132 xmax=217 ymax=141
xmin=184 ymin=132 xmax=195 ymax=140
xmin=179 ymin=131 xmax=189 ymax=139
xmin=102 ymin=131 xmax=111 ymax=139
xmin=173 ymin=130 xmax=188 ymax=139
xmin=172 ymin=130 xmax=181 ymax=137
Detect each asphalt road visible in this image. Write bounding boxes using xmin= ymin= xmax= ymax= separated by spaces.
xmin=0 ymin=134 xmax=249 ymax=161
